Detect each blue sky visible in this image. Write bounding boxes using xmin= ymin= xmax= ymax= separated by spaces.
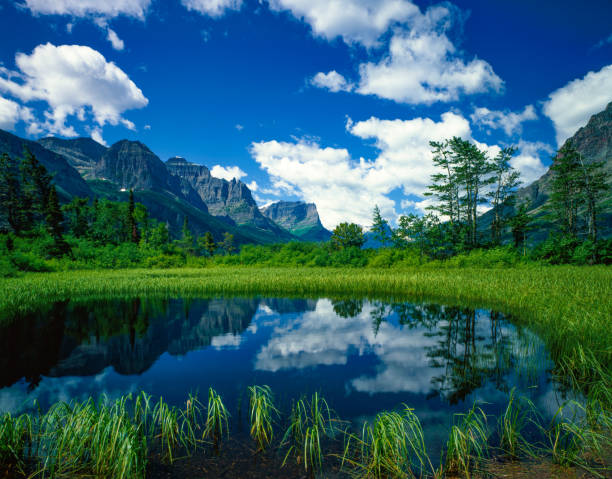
xmin=0 ymin=0 xmax=611 ymax=227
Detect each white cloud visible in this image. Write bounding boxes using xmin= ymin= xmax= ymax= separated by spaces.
xmin=543 ymin=64 xmax=612 ymax=146
xmin=246 ymin=180 xmax=258 ymax=191
xmin=357 ymin=27 xmax=503 ymax=104
xmin=211 ymin=164 xmax=247 ymax=181
xmin=181 ymin=0 xmax=243 ymax=17
xmin=235 ymin=123 xmax=244 ymax=131
xmin=0 ymin=43 xmax=148 ymax=137
xmin=90 ymin=127 xmax=108 ymax=146
xmin=251 ymin=112 xmax=471 ymax=228
xmin=511 ymin=141 xmax=553 ymax=185
xmin=311 ymin=70 xmax=353 ymax=92
xmin=471 ymin=105 xmax=537 ymax=136
xmin=106 ymin=28 xmax=125 ymax=50
xmin=268 ymin=0 xmax=418 ymax=47
xmin=22 ymin=0 xmax=151 ymax=19
xmin=0 ymin=95 xmax=34 ymax=131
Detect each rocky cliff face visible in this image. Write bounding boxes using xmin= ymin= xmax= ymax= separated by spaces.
xmin=94 ymin=141 xmax=207 ymax=210
xmin=0 ymin=129 xmax=92 ymax=200
xmin=38 ymin=137 xmax=107 ymax=179
xmin=485 ymin=101 xmax=612 ymax=241
xmin=166 ymin=156 xmax=291 ymax=237
xmin=261 ymin=201 xmax=331 ymax=241
xmin=517 ymin=102 xmax=612 ymax=210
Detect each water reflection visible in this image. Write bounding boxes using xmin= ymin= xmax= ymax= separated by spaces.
xmin=0 ymin=296 xmax=560 ymax=425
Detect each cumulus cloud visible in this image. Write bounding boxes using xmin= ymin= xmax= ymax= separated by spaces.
xmin=356 ymin=25 xmax=503 ymax=104
xmin=471 ymin=105 xmax=537 ymax=136
xmin=210 ymin=164 xmax=247 ymax=181
xmin=511 ymin=141 xmax=553 ymax=185
xmin=181 ymin=0 xmax=243 ymax=17
xmin=543 ymin=64 xmax=612 ymax=146
xmin=106 ymin=28 xmax=125 ymax=50
xmin=268 ymin=0 xmax=418 ymax=47
xmin=251 ymin=112 xmax=471 ymax=228
xmin=0 ymin=95 xmax=35 ymax=131
xmin=90 ymin=127 xmax=108 ymax=146
xmin=311 ymin=70 xmax=353 ymax=92
xmin=0 ymin=43 xmax=148 ymax=137
xmin=22 ymin=0 xmax=151 ymax=19
xmin=23 ymin=0 xmax=149 ymax=49
xmin=290 ymin=2 xmax=502 ymax=105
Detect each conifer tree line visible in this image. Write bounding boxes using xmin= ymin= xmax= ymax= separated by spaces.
xmin=0 ymin=149 xmax=235 ymax=258
xmin=360 ymin=137 xmax=610 ymax=261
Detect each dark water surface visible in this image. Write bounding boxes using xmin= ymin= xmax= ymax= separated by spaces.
xmin=0 ymin=296 xmax=573 ymax=450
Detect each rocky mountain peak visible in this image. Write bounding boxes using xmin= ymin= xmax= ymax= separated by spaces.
xmin=261 ymin=201 xmax=331 ymax=241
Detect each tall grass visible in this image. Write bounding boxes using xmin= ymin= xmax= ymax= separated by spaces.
xmin=444 ymin=404 xmax=489 ymax=478
xmin=281 ymin=392 xmax=336 ymax=473
xmin=203 ymin=388 xmax=230 ymax=451
xmin=497 ymin=388 xmax=536 ymax=459
xmin=248 ymin=385 xmax=278 ymax=452
xmin=0 ymin=387 xmax=610 ymax=478
xmin=0 ymin=412 xmax=32 ymax=475
xmin=342 ymin=406 xmax=439 ymax=479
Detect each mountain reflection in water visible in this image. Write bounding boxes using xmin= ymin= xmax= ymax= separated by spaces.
xmin=0 ymin=296 xmax=565 ymax=430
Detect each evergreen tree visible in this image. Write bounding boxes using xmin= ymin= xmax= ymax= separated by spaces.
xmin=548 ymin=142 xmax=583 ymax=237
xmin=331 ymin=222 xmax=365 ymax=249
xmin=220 ymin=232 xmax=235 ymax=255
xmin=510 ymin=202 xmax=532 ymax=256
xmin=197 ymin=231 xmax=216 ymax=257
xmin=127 ymin=189 xmax=140 ymax=243
xmin=487 ymin=147 xmax=520 ymax=244
xmin=20 ymin=149 xmax=52 ymax=229
xmin=0 ymin=153 xmax=24 ymax=234
xmin=177 ymin=216 xmax=195 ymax=253
xmin=424 ymin=140 xmax=459 ymax=226
xmin=370 ymin=205 xmax=390 ymax=247
xmin=450 ymin=137 xmax=495 ymax=248
xmin=576 ymin=154 xmax=609 ymax=243
xmin=46 ymin=186 xmax=69 ymax=256
xmin=63 ymin=197 xmax=90 ymax=238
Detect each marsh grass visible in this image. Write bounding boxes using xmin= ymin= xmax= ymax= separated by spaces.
xmin=0 ymin=412 xmax=32 ymax=475
xmin=39 ymin=396 xmax=147 ymax=478
xmin=445 ymin=404 xmax=489 ymax=478
xmin=281 ymin=392 xmax=337 ymax=474
xmin=497 ymin=388 xmax=537 ymax=459
xmin=342 ymin=406 xmax=439 ymax=479
xmin=203 ymin=388 xmax=230 ymax=452
xmin=248 ymin=385 xmax=278 ymax=452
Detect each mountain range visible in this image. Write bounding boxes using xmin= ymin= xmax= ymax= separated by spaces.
xmin=1 ymin=101 xmax=610 ymax=244
xmin=2 ymin=131 xmax=330 ymax=244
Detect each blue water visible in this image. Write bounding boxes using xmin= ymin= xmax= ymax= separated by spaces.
xmin=0 ymin=296 xmax=572 ymax=450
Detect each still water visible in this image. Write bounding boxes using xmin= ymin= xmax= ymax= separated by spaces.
xmin=0 ymin=296 xmax=571 ymax=446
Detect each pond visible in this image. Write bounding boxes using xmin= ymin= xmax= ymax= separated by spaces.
xmin=0 ymin=296 xmax=574 ymax=453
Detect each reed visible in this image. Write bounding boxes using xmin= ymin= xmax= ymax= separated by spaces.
xmin=0 ymin=412 xmax=32 ymax=475
xmin=203 ymin=388 xmax=229 ymax=451
xmin=444 ymin=404 xmax=489 ymax=479
xmin=248 ymin=385 xmax=278 ymax=452
xmin=342 ymin=406 xmax=437 ymax=479
xmin=281 ymin=392 xmax=336 ymax=473
xmin=497 ymin=388 xmax=536 ymax=459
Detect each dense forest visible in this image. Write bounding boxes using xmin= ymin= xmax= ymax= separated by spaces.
xmin=0 ymin=136 xmax=610 ymax=276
